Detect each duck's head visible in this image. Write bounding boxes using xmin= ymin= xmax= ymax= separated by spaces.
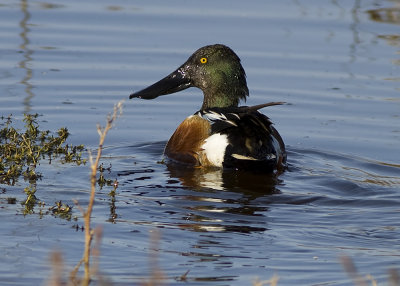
xmin=130 ymin=44 xmax=249 ymax=109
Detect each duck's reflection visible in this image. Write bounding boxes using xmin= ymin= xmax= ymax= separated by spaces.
xmin=166 ymin=162 xmax=281 ymax=194
xmin=165 ymin=162 xmax=283 ymax=233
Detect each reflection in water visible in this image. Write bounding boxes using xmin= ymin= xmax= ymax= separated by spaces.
xmin=367 ymin=5 xmax=400 ymax=25
xmin=161 ymin=163 xmax=282 ymax=276
xmin=367 ymin=4 xmax=400 ymax=75
xmin=349 ymin=0 xmax=361 ymax=64
xmin=166 ymin=162 xmax=281 ymax=194
xmin=19 ymin=0 xmax=34 ymax=112
xmin=117 ymin=142 xmax=281 ymax=233
xmin=166 ymin=163 xmax=282 ymax=233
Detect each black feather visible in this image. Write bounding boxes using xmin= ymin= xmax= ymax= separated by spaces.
xmin=197 ymin=103 xmax=286 ymax=171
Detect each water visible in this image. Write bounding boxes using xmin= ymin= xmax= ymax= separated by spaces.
xmin=1 ymin=0 xmax=400 ymax=285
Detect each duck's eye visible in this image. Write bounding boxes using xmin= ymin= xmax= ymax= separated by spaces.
xmin=200 ymin=57 xmax=207 ymax=64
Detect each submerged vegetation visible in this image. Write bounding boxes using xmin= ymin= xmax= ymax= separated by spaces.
xmin=0 ymin=113 xmax=86 ymax=215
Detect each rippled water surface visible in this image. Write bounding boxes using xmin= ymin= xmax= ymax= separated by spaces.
xmin=1 ymin=0 xmax=400 ymax=285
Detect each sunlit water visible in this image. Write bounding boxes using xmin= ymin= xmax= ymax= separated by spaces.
xmin=1 ymin=0 xmax=399 ymax=285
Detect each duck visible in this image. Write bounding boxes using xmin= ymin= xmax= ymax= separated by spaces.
xmin=130 ymin=44 xmax=286 ymax=172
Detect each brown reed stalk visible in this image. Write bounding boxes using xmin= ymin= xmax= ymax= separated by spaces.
xmin=47 ymin=251 xmax=64 ymax=286
xmin=70 ymin=101 xmax=124 ymax=286
xmin=340 ymin=255 xmax=372 ymax=286
xmin=252 ymin=274 xmax=279 ymax=286
xmin=140 ymin=229 xmax=165 ymax=286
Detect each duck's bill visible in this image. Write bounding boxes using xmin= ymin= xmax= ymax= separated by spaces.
xmin=129 ymin=67 xmax=192 ymax=100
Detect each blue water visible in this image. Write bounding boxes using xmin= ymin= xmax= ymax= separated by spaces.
xmin=0 ymin=0 xmax=399 ymax=285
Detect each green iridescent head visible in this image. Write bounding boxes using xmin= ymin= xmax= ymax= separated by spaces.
xmin=130 ymin=44 xmax=249 ymax=109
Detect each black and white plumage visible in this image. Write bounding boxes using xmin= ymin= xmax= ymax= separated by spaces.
xmin=194 ymin=102 xmax=286 ymax=171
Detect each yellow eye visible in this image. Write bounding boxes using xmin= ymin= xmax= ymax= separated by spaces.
xmin=200 ymin=57 xmax=207 ymax=64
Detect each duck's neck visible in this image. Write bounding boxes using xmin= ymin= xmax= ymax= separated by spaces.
xmin=199 ymin=65 xmax=249 ymax=110
xmin=201 ymin=91 xmax=240 ymax=110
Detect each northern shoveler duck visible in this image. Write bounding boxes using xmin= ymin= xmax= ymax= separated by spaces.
xmin=130 ymin=44 xmax=286 ymax=172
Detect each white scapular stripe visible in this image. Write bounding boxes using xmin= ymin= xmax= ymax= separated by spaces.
xmin=231 ymin=153 xmax=258 ymax=161
xmin=232 ymin=153 xmax=276 ymax=161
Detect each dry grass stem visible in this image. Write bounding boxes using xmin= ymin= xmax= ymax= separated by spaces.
xmin=140 ymin=229 xmax=165 ymax=286
xmin=70 ymin=100 xmax=124 ymax=286
xmin=365 ymin=274 xmax=378 ymax=286
xmin=47 ymin=251 xmax=64 ymax=286
xmin=340 ymin=255 xmax=370 ymax=286
xmin=252 ymin=274 xmax=279 ymax=286
xmin=91 ymin=226 xmax=103 ymax=282
xmin=177 ymin=270 xmax=190 ymax=282
xmin=388 ymin=268 xmax=400 ymax=286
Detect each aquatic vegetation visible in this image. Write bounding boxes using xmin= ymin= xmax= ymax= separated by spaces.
xmin=0 ymin=113 xmax=86 ymax=184
xmin=107 ymin=178 xmax=119 ymax=223
xmin=49 ymin=200 xmax=73 ymax=220
xmin=0 ymin=113 xmax=86 ymax=214
xmin=97 ymin=163 xmax=114 ymax=188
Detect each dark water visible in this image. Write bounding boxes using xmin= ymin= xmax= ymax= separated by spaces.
xmin=1 ymin=0 xmax=400 ymax=285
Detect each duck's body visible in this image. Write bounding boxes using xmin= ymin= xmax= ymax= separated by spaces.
xmin=130 ymin=44 xmax=286 ymax=172
xmin=164 ymin=104 xmax=286 ymax=171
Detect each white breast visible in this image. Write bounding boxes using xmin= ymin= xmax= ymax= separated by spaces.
xmin=201 ymin=133 xmax=228 ymax=167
